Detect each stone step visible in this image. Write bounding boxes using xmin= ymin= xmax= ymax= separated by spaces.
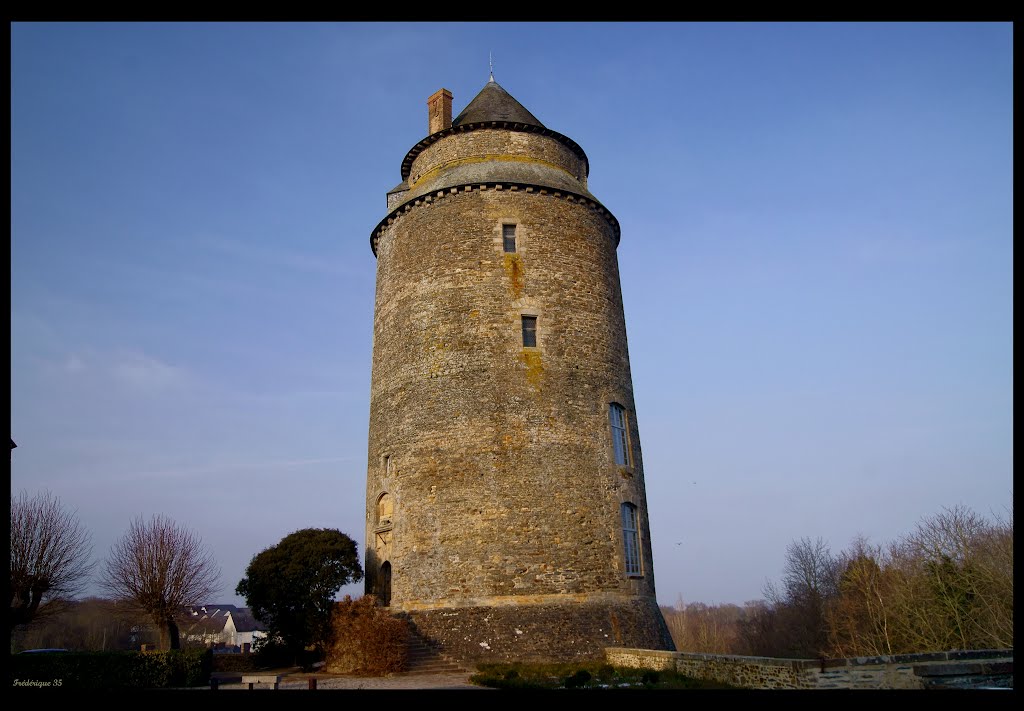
xmin=402 ymin=628 xmax=470 ymax=674
xmin=406 ymin=665 xmax=467 ymax=674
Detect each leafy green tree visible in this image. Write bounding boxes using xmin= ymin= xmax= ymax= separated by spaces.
xmin=236 ymin=528 xmax=363 ymax=666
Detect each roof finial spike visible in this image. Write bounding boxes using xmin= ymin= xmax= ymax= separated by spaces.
xmin=489 ymin=51 xmax=495 ymax=82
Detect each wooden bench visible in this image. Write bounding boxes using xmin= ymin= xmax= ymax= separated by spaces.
xmin=209 ymin=673 xmax=241 ymax=690
xmin=209 ymin=673 xmax=284 ymax=690
xmin=242 ymin=674 xmax=283 ymax=690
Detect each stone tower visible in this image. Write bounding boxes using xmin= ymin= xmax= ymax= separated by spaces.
xmin=365 ymin=77 xmax=674 ymax=663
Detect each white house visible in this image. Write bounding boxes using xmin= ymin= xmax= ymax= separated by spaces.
xmin=182 ymin=605 xmax=268 ymax=650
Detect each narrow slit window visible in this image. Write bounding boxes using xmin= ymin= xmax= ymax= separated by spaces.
xmin=503 ymin=224 xmax=517 ymax=253
xmin=610 ymin=403 xmax=630 ymax=466
xmin=621 ymin=503 xmax=642 ymax=576
xmin=521 ymin=315 xmax=537 ymax=347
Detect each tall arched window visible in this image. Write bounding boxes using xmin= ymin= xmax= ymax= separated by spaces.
xmin=609 ymin=403 xmax=631 ymax=466
xmin=376 ymin=493 xmax=394 ymax=527
xmin=621 ymin=502 xmax=642 ymax=576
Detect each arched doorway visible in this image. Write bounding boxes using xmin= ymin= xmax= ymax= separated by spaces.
xmin=378 ymin=561 xmax=392 ymax=606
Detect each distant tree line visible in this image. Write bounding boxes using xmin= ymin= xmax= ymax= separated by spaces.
xmin=662 ymin=505 xmax=1013 ymax=658
xmin=11 ymin=490 xmax=220 ymax=651
xmin=11 ymin=493 xmax=368 ymax=664
xmin=11 ymin=597 xmax=161 ymax=652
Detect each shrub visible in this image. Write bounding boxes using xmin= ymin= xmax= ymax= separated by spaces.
xmin=252 ymin=637 xmax=293 ymax=669
xmin=323 ymin=595 xmax=409 ymax=676
xmin=175 ymin=648 xmax=214 ymax=685
xmin=9 ymin=649 xmax=212 ymax=689
xmin=211 ymin=653 xmax=260 ymax=674
xmin=640 ymin=670 xmax=660 ymax=685
xmin=564 ymin=669 xmax=592 ymax=688
xmin=471 ymin=662 xmax=731 ymax=689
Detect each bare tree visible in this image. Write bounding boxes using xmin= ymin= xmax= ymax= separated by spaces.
xmin=101 ymin=514 xmax=220 ymax=650
xmin=966 ymin=506 xmax=1013 ymax=647
xmin=663 ymin=596 xmax=745 ymax=654
xmin=10 ymin=489 xmax=94 ymax=633
xmin=778 ymin=536 xmax=840 ymax=606
xmin=11 ymin=597 xmax=153 ymax=652
xmin=882 ymin=505 xmax=1012 ymax=652
xmin=821 ymin=506 xmax=1013 ymax=657
xmin=759 ymin=537 xmax=840 ymax=657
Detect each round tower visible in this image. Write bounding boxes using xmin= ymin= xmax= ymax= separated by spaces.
xmin=365 ymin=78 xmax=674 ymax=663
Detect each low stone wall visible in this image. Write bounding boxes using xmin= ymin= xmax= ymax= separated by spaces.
xmin=605 ymin=647 xmax=1013 ymax=690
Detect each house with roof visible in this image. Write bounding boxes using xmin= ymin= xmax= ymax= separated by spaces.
xmin=182 ymin=604 xmax=268 ymax=651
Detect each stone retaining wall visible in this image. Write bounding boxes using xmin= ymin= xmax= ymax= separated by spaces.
xmin=605 ymin=647 xmax=1013 ymax=689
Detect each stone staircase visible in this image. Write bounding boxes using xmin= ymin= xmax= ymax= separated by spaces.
xmin=403 ymin=629 xmax=471 ymax=675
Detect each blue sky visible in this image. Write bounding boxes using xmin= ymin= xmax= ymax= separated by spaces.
xmin=10 ymin=22 xmax=1013 ymax=608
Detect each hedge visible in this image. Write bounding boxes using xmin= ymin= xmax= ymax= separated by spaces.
xmin=9 ymin=649 xmax=213 ymax=689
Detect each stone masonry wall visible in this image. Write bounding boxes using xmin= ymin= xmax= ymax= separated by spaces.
xmin=365 ymin=99 xmax=673 ymax=662
xmin=605 ymin=647 xmax=1014 ymax=690
xmin=366 ymin=186 xmax=658 ymax=611
xmin=406 ymin=598 xmax=673 ymax=665
xmin=408 ymin=129 xmax=585 ymax=187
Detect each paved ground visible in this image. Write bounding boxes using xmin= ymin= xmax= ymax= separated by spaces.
xmin=212 ymin=670 xmax=488 ymax=691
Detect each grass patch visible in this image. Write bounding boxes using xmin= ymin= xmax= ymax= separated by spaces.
xmin=470 ymin=662 xmax=734 ymax=690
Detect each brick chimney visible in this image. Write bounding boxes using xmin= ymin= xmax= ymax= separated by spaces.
xmin=427 ymin=88 xmax=452 ymax=134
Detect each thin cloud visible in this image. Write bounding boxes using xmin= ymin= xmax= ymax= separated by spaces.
xmin=118 ymin=455 xmax=360 ymax=481
xmin=63 ymin=354 xmax=87 ymax=373
xmin=201 ymin=234 xmax=361 ymax=278
xmin=225 ymin=388 xmax=359 ymax=403
xmin=44 ymin=348 xmax=191 ymax=393
xmin=108 ymin=351 xmax=187 ymax=392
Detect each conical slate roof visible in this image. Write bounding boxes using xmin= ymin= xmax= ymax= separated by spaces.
xmin=376 ymin=77 xmax=619 ymax=255
xmin=452 ymin=78 xmax=544 ymax=128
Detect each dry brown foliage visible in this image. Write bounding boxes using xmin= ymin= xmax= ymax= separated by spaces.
xmin=826 ymin=506 xmax=1013 ymax=656
xmin=662 ymin=598 xmax=748 ymax=654
xmin=664 ymin=506 xmax=1012 ymax=659
xmin=323 ymin=595 xmax=410 ymax=675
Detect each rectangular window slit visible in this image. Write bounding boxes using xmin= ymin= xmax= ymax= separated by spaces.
xmin=503 ymin=224 xmax=517 ymax=253
xmin=521 ymin=315 xmax=537 ymax=347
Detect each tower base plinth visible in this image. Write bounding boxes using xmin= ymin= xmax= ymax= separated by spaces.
xmin=399 ymin=597 xmax=675 ymax=665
